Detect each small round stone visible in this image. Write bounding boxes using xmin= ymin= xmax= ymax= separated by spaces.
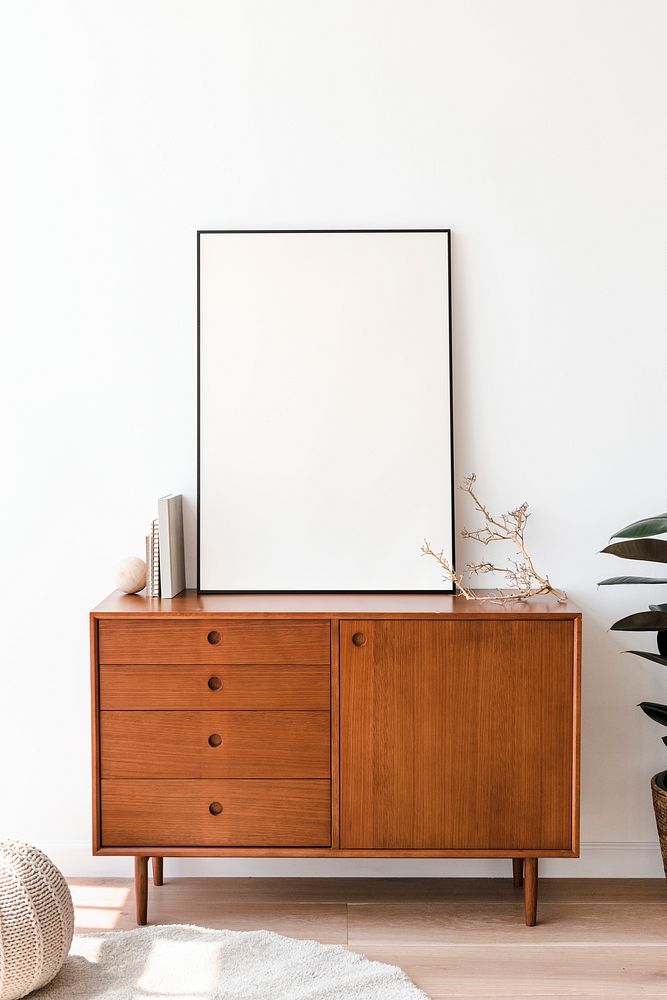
xmin=113 ymin=556 xmax=146 ymax=594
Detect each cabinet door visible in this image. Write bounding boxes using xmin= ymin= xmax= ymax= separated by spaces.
xmin=340 ymin=619 xmax=575 ymax=851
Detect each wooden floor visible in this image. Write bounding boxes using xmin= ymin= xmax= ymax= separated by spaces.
xmin=69 ymin=876 xmax=667 ymax=998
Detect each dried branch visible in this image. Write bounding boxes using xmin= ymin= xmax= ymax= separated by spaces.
xmin=421 ymin=473 xmax=567 ymax=603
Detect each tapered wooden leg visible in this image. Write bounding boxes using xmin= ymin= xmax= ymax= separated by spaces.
xmin=512 ymin=857 xmax=524 ymax=888
xmin=152 ymin=856 xmax=163 ymax=887
xmin=524 ymin=857 xmax=538 ymax=926
xmin=134 ymin=856 xmax=148 ymax=926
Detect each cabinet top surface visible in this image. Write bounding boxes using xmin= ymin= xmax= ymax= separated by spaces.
xmin=92 ymin=590 xmax=581 ymax=619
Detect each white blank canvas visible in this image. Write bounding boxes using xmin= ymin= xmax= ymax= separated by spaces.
xmin=198 ymin=230 xmax=453 ymax=591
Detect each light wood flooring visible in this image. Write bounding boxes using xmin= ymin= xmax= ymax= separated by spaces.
xmin=69 ymin=876 xmax=667 ymax=998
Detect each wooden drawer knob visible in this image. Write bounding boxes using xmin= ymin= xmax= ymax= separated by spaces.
xmin=208 ymin=733 xmax=222 ymax=748
xmin=208 ymin=676 xmax=222 ymax=691
xmin=207 ymin=630 xmax=222 ymax=645
xmin=209 ymin=801 xmax=223 ymax=816
xmin=352 ymin=632 xmax=367 ymax=647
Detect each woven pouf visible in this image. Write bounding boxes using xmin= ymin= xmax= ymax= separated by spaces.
xmin=0 ymin=841 xmax=73 ymax=1000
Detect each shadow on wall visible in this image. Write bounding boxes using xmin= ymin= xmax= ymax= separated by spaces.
xmin=579 ymin=594 xmax=666 ymax=842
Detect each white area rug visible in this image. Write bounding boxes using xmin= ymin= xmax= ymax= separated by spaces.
xmin=33 ymin=924 xmax=429 ymax=999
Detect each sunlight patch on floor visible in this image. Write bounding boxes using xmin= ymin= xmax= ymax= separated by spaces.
xmin=70 ymin=882 xmax=132 ymax=931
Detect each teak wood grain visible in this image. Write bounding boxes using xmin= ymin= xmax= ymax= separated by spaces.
xmin=151 ymin=856 xmax=163 ymax=886
xmin=99 ymin=664 xmax=330 ymax=711
xmin=90 ymin=591 xmax=581 ymax=926
xmin=330 ymin=615 xmax=340 ymax=849
xmin=101 ymin=778 xmax=331 ymax=847
xmin=93 ymin=846 xmax=576 ymax=858
xmin=524 ymin=857 xmax=539 ymax=926
xmin=98 ymin=619 xmax=330 ymax=665
xmin=133 ymin=856 xmax=148 ymax=925
xmin=93 ymin=589 xmax=582 ymax=618
xmin=100 ymin=710 xmax=330 ymax=779
xmin=90 ymin=617 xmax=101 ymax=854
xmin=340 ymin=619 xmax=575 ymax=851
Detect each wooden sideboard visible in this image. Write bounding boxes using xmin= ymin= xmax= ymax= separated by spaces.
xmin=90 ymin=590 xmax=581 ymax=926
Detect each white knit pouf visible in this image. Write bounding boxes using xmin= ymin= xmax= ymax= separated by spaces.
xmin=0 ymin=841 xmax=73 ymax=1000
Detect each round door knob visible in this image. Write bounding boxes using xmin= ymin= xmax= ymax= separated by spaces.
xmin=208 ymin=733 xmax=222 ymax=748
xmin=209 ymin=801 xmax=223 ymax=816
xmin=352 ymin=632 xmax=367 ymax=647
xmin=208 ymin=676 xmax=222 ymax=691
xmin=207 ymin=630 xmax=222 ymax=645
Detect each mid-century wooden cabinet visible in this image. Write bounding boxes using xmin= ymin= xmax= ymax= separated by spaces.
xmin=90 ymin=591 xmax=581 ymax=926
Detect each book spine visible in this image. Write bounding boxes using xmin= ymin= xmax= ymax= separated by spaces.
xmin=170 ymin=495 xmax=185 ymax=597
xmin=158 ymin=495 xmax=186 ymax=598
xmin=151 ymin=518 xmax=160 ymax=597
xmin=158 ymin=497 xmax=173 ymax=598
xmin=145 ymin=535 xmax=151 ymax=595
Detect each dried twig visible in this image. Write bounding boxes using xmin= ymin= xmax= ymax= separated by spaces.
xmin=421 ymin=474 xmax=567 ymax=603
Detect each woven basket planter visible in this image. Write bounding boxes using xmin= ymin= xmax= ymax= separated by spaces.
xmin=651 ymin=772 xmax=667 ymax=879
xmin=0 ymin=840 xmax=73 ymax=1000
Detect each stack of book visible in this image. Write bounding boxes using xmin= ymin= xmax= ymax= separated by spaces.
xmin=145 ymin=494 xmax=185 ymax=598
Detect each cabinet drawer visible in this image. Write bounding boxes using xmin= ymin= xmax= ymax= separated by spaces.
xmin=100 ymin=710 xmax=330 ymax=779
xmin=99 ymin=664 xmax=330 ymax=711
xmin=101 ymin=778 xmax=331 ymax=847
xmin=98 ymin=620 xmax=330 ymax=665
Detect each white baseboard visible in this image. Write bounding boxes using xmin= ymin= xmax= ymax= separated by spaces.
xmin=39 ymin=842 xmax=665 ymax=879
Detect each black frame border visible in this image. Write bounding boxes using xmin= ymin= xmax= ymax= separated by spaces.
xmin=197 ymin=228 xmax=455 ymax=594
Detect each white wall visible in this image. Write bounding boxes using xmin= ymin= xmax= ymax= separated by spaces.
xmin=1 ymin=0 xmax=666 ymax=878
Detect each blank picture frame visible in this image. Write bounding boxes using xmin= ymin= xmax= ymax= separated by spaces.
xmin=197 ymin=229 xmax=454 ymax=593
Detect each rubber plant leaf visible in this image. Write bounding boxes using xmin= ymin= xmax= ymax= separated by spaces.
xmin=626 ymin=650 xmax=667 ymax=668
xmin=600 ymin=539 xmax=667 ymax=564
xmin=611 ymin=514 xmax=667 ymax=540
xmin=611 ymin=611 xmax=667 ymax=631
xmin=598 ymin=576 xmax=667 ymax=585
xmin=650 ymin=605 xmax=667 ymax=612
xmin=638 ymin=702 xmax=667 ymax=727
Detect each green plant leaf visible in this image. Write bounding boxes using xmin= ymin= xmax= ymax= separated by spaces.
xmin=611 ymin=514 xmax=667 ymax=539
xmin=650 ymin=604 xmax=667 ymax=612
xmin=626 ymin=650 xmax=667 ymax=667
xmin=611 ymin=611 xmax=667 ymax=631
xmin=639 ymin=702 xmax=667 ymax=727
xmin=600 ymin=539 xmax=667 ymax=564
xmin=598 ymin=576 xmax=667 ymax=585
